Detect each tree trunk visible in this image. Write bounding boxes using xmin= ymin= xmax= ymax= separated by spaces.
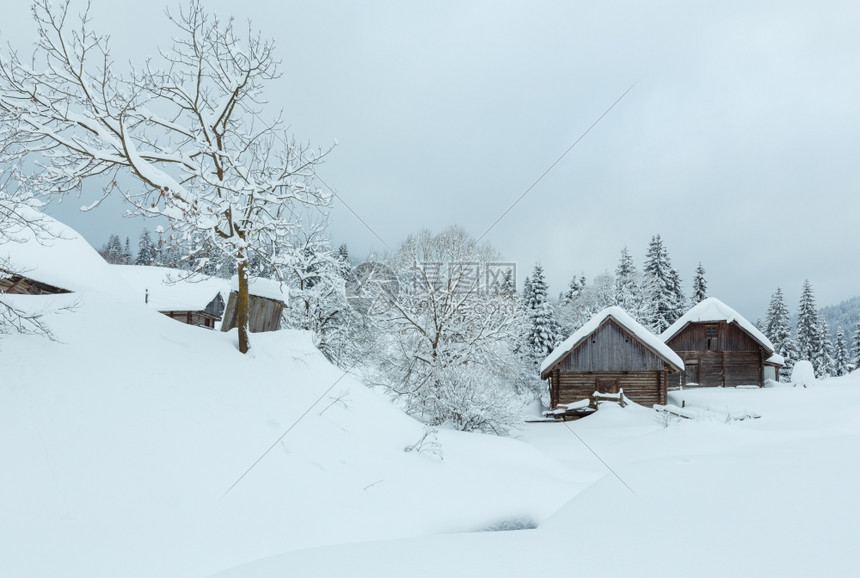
xmin=237 ymin=257 xmax=250 ymax=354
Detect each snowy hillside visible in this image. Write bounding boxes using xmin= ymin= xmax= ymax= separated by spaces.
xmin=0 ymin=291 xmax=578 ymax=578
xmin=2 ymin=217 xmax=859 ymax=578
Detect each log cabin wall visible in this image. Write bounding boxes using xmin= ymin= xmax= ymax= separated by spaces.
xmin=550 ymin=319 xmax=673 ymax=407
xmin=667 ymin=321 xmax=765 ymax=387
xmin=555 ymin=370 xmax=667 ymax=407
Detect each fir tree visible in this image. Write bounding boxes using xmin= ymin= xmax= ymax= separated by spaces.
xmin=524 ymin=263 xmax=561 ymax=361
xmin=562 ymin=273 xmax=585 ymax=306
xmin=102 ymin=234 xmax=125 ymax=264
xmin=764 ymin=288 xmax=792 ymax=355
xmin=614 ymin=246 xmax=640 ymax=315
xmin=642 ymin=234 xmax=682 ymax=333
xmin=499 ymin=269 xmax=516 ymax=296
xmin=691 ymin=262 xmax=708 ymax=306
xmin=668 ymin=267 xmax=686 ymax=322
xmin=521 ymin=276 xmax=533 ymax=309
xmin=336 ymin=243 xmax=351 ymax=278
xmin=123 ymin=237 xmax=133 ymax=265
xmin=795 ymin=279 xmax=821 ymax=369
xmin=854 ymin=323 xmax=860 ymax=370
xmin=135 ymin=228 xmax=157 ymax=265
xmin=816 ymin=318 xmax=834 ymax=378
xmin=833 ymin=330 xmax=850 ymax=376
xmin=777 ymin=337 xmax=800 ymax=382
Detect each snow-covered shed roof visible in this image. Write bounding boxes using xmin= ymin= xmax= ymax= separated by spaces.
xmin=229 ymin=275 xmax=288 ymax=304
xmin=111 ymin=265 xmax=229 ymax=312
xmin=540 ymin=306 xmax=684 ymax=377
xmin=0 ymin=203 xmax=131 ymax=296
xmin=765 ymin=353 xmax=785 ymax=366
xmin=660 ymin=297 xmax=775 ymax=354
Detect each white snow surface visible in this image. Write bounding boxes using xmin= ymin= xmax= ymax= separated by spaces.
xmin=112 ymin=264 xmax=229 ymax=312
xmin=540 ymin=305 xmax=684 ymax=374
xmin=3 ymin=222 xmax=860 ymax=578
xmin=661 ymin=296 xmax=775 ymax=352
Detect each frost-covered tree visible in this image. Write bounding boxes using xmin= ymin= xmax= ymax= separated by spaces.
xmin=816 ymin=318 xmax=834 ymax=378
xmin=101 ymin=234 xmax=125 ymax=264
xmin=135 ymin=228 xmax=156 ymax=266
xmin=764 ymin=288 xmax=792 ymax=353
xmin=559 ymin=273 xmax=616 ymax=335
xmin=561 ymin=273 xmax=586 ymax=306
xmin=777 ymin=336 xmax=800 ymax=382
xmin=524 ymin=263 xmax=562 ymax=362
xmin=614 ymin=246 xmax=640 ymax=314
xmin=833 ymin=330 xmax=850 ymax=376
xmin=853 ymin=323 xmax=860 ymax=371
xmin=0 ymin=0 xmax=331 ymax=353
xmin=499 ymin=269 xmax=516 ymax=295
xmin=691 ymin=262 xmax=708 ymax=306
xmin=795 ymin=280 xmax=821 ymax=370
xmin=123 ymin=237 xmax=133 ymax=265
xmin=335 ymin=243 xmax=351 ymax=278
xmin=280 ymin=224 xmax=360 ymax=365
xmin=667 ymin=267 xmax=686 ymax=322
xmin=521 ymin=276 xmax=533 ymax=308
xmin=642 ymin=234 xmax=683 ymax=333
xmin=370 ymin=227 xmax=528 ymax=434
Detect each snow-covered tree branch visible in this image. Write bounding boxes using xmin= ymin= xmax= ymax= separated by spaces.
xmin=0 ymin=0 xmax=332 ymax=353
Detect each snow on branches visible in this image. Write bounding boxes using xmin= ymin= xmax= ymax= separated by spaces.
xmin=0 ymin=0 xmax=332 ymax=352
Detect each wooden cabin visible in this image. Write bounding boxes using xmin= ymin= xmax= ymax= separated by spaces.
xmin=161 ymin=292 xmax=225 ymax=330
xmin=541 ymin=306 xmax=684 ymax=409
xmin=220 ymin=291 xmax=285 ymax=333
xmin=0 ymin=270 xmax=70 ymax=295
xmin=220 ymin=276 xmax=287 ymax=333
xmin=660 ymin=297 xmax=782 ymax=388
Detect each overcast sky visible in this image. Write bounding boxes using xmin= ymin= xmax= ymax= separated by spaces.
xmin=3 ymin=0 xmax=858 ymax=323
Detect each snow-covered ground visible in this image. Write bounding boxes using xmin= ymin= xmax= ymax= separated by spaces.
xmin=2 ymin=221 xmax=859 ymax=577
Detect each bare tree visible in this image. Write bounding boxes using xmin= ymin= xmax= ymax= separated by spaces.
xmin=0 ymin=0 xmax=331 ymax=353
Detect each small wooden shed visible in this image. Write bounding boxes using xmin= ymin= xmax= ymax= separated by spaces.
xmin=0 ymin=270 xmax=70 ymax=295
xmin=541 ymin=306 xmax=684 ymax=408
xmin=220 ymin=276 xmax=287 ymax=334
xmin=660 ymin=297 xmax=782 ymax=388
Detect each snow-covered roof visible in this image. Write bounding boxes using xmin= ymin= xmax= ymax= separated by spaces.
xmin=540 ymin=306 xmax=684 ymax=376
xmin=112 ymin=265 xmax=229 ymax=312
xmin=765 ymin=353 xmax=785 ymax=366
xmin=0 ymin=203 xmax=131 ymax=296
xmin=230 ymin=275 xmax=288 ymax=303
xmin=660 ymin=297 xmax=775 ymax=354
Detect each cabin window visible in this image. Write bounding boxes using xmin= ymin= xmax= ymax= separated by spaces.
xmin=705 ymin=325 xmax=718 ymax=338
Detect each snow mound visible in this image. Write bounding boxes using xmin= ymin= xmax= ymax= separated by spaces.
xmin=791 ymin=360 xmax=816 ymax=387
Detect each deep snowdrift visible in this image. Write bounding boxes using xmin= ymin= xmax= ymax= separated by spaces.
xmin=0 ymin=291 xmax=578 ymax=578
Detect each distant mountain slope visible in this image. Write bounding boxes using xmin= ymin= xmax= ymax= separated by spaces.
xmin=820 ymin=295 xmax=860 ymax=336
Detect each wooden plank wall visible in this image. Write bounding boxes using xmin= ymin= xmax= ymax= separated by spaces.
xmin=221 ymin=291 xmax=284 ymax=333
xmin=667 ymin=321 xmax=760 ymax=352
xmin=554 ymin=370 xmax=666 ymax=407
xmin=669 ymin=322 xmax=766 ymax=387
xmin=560 ymin=320 xmax=666 ymax=372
